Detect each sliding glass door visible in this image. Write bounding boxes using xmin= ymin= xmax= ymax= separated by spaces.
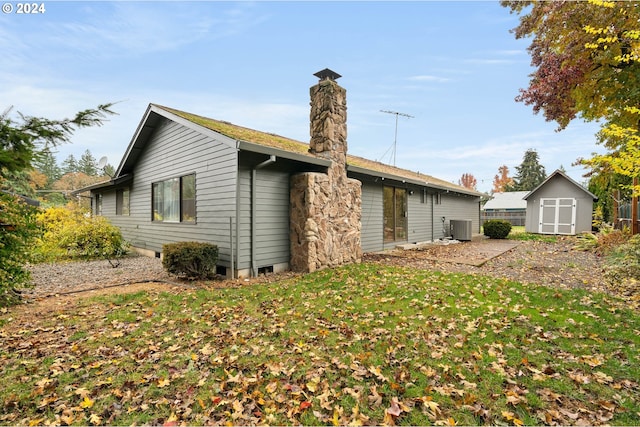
xmin=383 ymin=186 xmax=408 ymax=242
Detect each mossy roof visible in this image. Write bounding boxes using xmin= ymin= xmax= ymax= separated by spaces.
xmin=156 ymin=105 xmax=483 ymax=197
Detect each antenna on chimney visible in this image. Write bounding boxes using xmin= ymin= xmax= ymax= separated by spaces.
xmin=380 ymin=110 xmax=414 ymax=166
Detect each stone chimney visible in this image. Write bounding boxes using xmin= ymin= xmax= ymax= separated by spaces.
xmin=309 ymin=69 xmax=347 ymax=163
xmin=290 ymin=69 xmax=362 ymax=273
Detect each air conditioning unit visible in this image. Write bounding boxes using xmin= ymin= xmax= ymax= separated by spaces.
xmin=450 ymin=219 xmax=473 ymax=241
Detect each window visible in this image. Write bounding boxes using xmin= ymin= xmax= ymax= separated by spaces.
xmin=95 ymin=194 xmax=102 ymax=216
xmin=116 ymin=188 xmax=130 ymax=216
xmin=383 ymin=186 xmax=407 ymax=242
xmin=152 ymin=174 xmax=196 ymax=223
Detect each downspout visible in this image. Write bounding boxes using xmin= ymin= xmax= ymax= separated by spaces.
xmin=251 ymin=155 xmax=276 ymax=277
xmin=234 ymin=141 xmax=241 ymax=280
xmin=431 ymin=193 xmax=435 ymax=241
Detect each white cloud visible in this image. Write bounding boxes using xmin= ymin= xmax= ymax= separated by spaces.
xmin=31 ymin=2 xmax=268 ymax=59
xmin=407 ymin=75 xmax=451 ymax=83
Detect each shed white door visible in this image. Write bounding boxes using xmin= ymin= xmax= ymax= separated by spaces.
xmin=539 ymin=198 xmax=576 ymax=235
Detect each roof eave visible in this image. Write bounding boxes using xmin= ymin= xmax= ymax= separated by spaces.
xmin=71 ymin=174 xmax=133 ymax=196
xmin=237 ymin=140 xmax=332 ymax=167
xmin=347 ymin=164 xmax=485 ymax=197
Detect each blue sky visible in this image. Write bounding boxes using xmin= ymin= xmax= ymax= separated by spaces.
xmin=2 ymin=1 xmax=603 ymax=193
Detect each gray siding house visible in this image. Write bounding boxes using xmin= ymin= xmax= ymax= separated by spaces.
xmin=83 ymin=72 xmax=483 ymax=277
xmin=524 ymin=169 xmax=597 ymax=235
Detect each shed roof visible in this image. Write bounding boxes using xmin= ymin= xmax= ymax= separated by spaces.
xmin=523 ymin=169 xmax=597 ymax=201
xmin=482 ymin=191 xmax=528 ymax=210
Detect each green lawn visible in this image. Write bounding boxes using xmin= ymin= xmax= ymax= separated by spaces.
xmin=1 ymin=263 xmax=638 ymax=426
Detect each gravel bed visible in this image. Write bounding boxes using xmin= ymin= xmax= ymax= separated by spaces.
xmin=24 ymin=255 xmax=175 ymax=299
xmin=22 ymin=239 xmax=608 ymax=301
xmin=364 ymin=238 xmax=606 ymax=292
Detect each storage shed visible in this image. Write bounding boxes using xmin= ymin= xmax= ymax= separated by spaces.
xmin=523 ymin=170 xmax=597 ymax=235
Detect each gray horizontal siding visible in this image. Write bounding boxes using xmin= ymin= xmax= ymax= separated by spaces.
xmin=99 ymin=117 xmax=238 ymax=266
xmin=407 ymin=186 xmax=432 ymax=243
xmin=236 ymin=161 xmax=291 ymax=271
xmin=360 ymin=181 xmax=480 ymax=252
xmin=237 ymin=166 xmax=251 ymax=269
xmin=254 ymin=167 xmax=290 ymax=267
xmin=360 ymin=180 xmax=384 ymax=253
xmin=433 ymin=193 xmax=480 ymax=239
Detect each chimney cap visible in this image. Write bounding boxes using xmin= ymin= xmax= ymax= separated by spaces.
xmin=314 ymin=68 xmax=341 ymax=81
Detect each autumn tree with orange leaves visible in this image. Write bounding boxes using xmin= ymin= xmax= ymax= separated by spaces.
xmin=458 ymin=173 xmax=477 ymax=190
xmin=492 ymin=165 xmax=514 ymax=193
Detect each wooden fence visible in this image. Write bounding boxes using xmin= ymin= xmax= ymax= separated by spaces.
xmin=616 ymin=201 xmax=639 ymax=233
xmin=481 ymin=211 xmax=526 ymax=227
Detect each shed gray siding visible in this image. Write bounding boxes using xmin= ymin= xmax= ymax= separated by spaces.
xmin=525 ymin=175 xmax=594 ymax=235
xmin=99 ymin=117 xmax=238 ymax=266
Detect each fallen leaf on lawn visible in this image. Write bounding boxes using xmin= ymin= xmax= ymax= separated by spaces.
xmin=581 ymin=354 xmax=604 ymax=367
xmin=200 ymin=343 xmax=213 ymax=356
xmin=593 ymin=371 xmax=613 ymax=383
xmin=60 ymin=413 xmax=75 ymax=425
xmin=386 ymin=399 xmax=402 ymax=417
xmin=568 ymin=371 xmax=590 ymax=384
xmin=74 ymin=387 xmax=91 ymax=398
xmin=266 ymin=381 xmax=278 ymax=394
xmin=306 ymin=376 xmax=320 ymax=392
xmin=163 ymin=412 xmax=179 ymax=427
xmin=89 ymin=413 xmax=102 ymax=425
xmin=368 ymin=365 xmax=388 ymax=382
xmin=502 ymin=410 xmax=524 ymax=426
xmin=157 ymin=378 xmax=170 ymax=388
xmin=332 ymin=406 xmax=343 ymax=426
xmin=559 ymin=407 xmax=580 ymax=420
xmin=417 ymin=396 xmax=441 ymax=418
xmin=300 ymin=401 xmax=312 ymax=410
xmin=386 ymin=397 xmax=410 ymax=417
xmin=80 ymin=396 xmax=94 ymax=409
xmin=368 ymin=385 xmax=383 ymax=407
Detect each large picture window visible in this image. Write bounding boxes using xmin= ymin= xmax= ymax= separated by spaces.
xmin=383 ymin=186 xmax=407 ymax=242
xmin=152 ymin=174 xmax=195 ymax=223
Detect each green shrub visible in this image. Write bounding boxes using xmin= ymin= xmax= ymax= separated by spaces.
xmin=0 ymin=192 xmax=39 ymax=306
xmin=35 ymin=204 xmax=128 ymax=261
xmin=162 ymin=242 xmax=218 ymax=280
xmin=603 ymin=234 xmax=640 ymax=296
xmin=483 ymin=219 xmax=512 ymax=239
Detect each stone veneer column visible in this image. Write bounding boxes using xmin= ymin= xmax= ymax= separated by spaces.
xmin=290 ymin=71 xmax=362 ymax=273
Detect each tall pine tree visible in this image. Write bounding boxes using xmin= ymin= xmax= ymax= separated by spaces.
xmin=78 ymin=149 xmax=98 ymax=176
xmin=61 ymin=154 xmax=78 ymax=174
xmin=32 ymin=149 xmax=62 ymax=187
xmin=508 ymin=149 xmax=546 ymax=191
